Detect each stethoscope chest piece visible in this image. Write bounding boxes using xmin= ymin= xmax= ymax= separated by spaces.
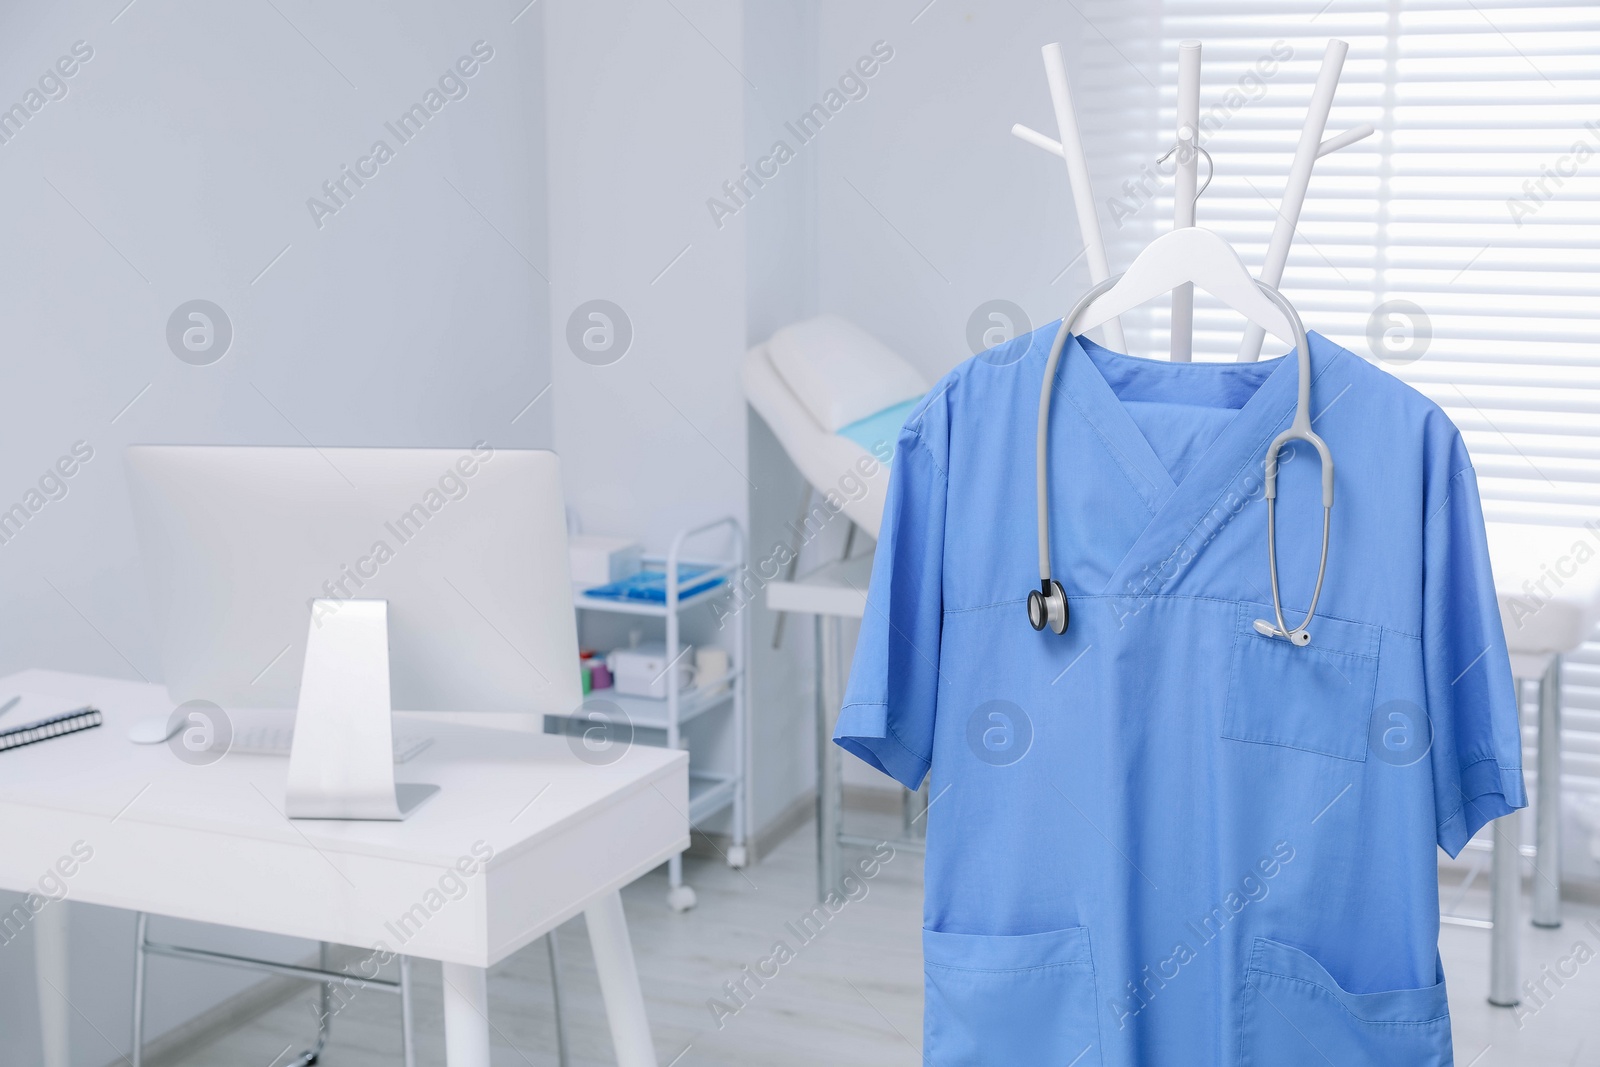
xmin=1027 ymin=580 xmax=1069 ymax=635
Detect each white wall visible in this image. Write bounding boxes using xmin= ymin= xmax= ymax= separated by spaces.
xmin=815 ymin=0 xmax=1159 ymax=383
xmin=0 ymin=1 xmax=550 ymax=1060
xmin=545 ymin=0 xmax=748 ymax=551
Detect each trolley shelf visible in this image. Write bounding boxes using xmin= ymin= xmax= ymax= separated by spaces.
xmin=571 ymin=559 xmax=741 ymax=617
xmin=551 ymin=672 xmax=741 ymax=731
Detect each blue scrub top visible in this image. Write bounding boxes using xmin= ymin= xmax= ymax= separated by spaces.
xmin=835 ymin=326 xmax=1526 ymax=1067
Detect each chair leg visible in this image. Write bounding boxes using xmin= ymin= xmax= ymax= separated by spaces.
xmin=284 ymin=943 xmax=333 ymax=1067
xmin=131 ymin=913 xmax=149 ymax=1067
xmin=548 ymin=930 xmax=570 ymax=1067
xmin=400 ymin=955 xmax=416 ymax=1067
xmin=315 ymin=942 xmax=332 ymax=1048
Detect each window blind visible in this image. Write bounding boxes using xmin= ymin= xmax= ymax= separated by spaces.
xmin=1148 ymin=2 xmax=1600 ymax=803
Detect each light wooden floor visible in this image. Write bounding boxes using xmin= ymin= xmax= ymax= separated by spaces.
xmin=165 ymin=812 xmax=1600 ymax=1066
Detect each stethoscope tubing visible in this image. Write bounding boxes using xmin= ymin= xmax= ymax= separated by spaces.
xmin=1034 ymin=277 xmax=1334 ymax=646
xmin=1036 ymin=277 xmax=1121 ymax=585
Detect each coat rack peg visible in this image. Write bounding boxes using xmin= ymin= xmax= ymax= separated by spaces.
xmin=1319 ymin=122 xmax=1375 ymax=158
xmin=1238 ymin=40 xmax=1352 ymax=361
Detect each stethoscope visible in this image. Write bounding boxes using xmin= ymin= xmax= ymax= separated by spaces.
xmin=1026 ymin=276 xmax=1335 ymax=647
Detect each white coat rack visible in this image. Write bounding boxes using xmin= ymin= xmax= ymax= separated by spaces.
xmin=1012 ymin=39 xmax=1375 ymax=362
xmin=1039 ymin=41 xmax=1125 ymax=353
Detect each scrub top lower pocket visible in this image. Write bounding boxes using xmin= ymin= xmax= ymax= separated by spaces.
xmin=1239 ymin=938 xmax=1453 ymax=1067
xmin=1223 ymin=603 xmax=1380 ymax=762
xmin=923 ymin=925 xmax=1102 ymax=1067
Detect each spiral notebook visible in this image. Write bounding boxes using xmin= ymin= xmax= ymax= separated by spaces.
xmin=0 ymin=704 xmax=102 ymax=753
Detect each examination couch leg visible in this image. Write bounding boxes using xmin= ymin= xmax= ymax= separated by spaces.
xmin=1532 ymin=656 xmax=1563 ymax=929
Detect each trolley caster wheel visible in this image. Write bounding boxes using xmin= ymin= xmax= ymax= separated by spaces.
xmin=726 ymin=845 xmax=748 ymax=869
xmin=667 ymin=885 xmax=697 ymax=912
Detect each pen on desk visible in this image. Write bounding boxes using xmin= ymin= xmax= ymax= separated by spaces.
xmin=0 ymin=696 xmax=19 ymax=720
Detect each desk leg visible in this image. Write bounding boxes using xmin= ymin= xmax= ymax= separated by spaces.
xmin=441 ymin=962 xmax=491 ymax=1067
xmin=35 ymin=902 xmax=69 ymax=1067
xmin=816 ymin=615 xmax=841 ymax=902
xmin=585 ymin=890 xmax=657 ymax=1067
xmin=1533 ymin=655 xmax=1563 ymax=928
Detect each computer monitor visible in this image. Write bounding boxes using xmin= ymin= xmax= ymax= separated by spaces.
xmin=125 ymin=445 xmax=583 ymax=728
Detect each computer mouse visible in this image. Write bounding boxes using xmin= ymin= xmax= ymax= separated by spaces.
xmin=127 ymin=716 xmax=180 ymax=744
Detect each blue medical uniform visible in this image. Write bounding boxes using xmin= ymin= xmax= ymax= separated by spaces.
xmin=835 ymin=327 xmax=1526 ymax=1066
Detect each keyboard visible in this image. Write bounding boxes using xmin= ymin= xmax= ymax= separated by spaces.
xmin=227 ymin=726 xmax=433 ymax=764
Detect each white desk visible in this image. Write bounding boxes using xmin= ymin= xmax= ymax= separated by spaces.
xmin=1 ymin=669 xmax=687 ymax=1067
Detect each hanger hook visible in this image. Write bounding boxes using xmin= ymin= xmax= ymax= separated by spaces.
xmin=1155 ymin=141 xmax=1214 ymax=209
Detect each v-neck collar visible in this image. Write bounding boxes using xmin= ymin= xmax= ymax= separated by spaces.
xmin=1056 ymin=336 xmax=1182 ymax=513
xmin=1053 ymin=331 xmax=1329 ymax=599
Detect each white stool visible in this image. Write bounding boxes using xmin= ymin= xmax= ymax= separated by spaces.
xmin=1476 ymin=522 xmax=1600 ymax=1007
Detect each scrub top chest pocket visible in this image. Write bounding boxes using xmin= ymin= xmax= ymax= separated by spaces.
xmin=1224 ymin=603 xmax=1380 ymax=762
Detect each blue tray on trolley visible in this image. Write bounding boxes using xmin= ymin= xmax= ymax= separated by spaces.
xmin=582 ymin=565 xmax=726 ymax=604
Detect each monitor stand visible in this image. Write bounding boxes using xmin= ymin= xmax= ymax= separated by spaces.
xmin=285 ymin=598 xmax=439 ymax=820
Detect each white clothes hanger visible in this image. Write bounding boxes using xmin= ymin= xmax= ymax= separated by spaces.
xmin=1074 ymin=226 xmax=1296 ymax=344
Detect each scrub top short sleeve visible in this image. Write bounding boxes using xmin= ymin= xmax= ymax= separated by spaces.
xmin=834 ymin=412 xmax=948 ymax=792
xmin=1427 ymin=465 xmax=1529 ymax=857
